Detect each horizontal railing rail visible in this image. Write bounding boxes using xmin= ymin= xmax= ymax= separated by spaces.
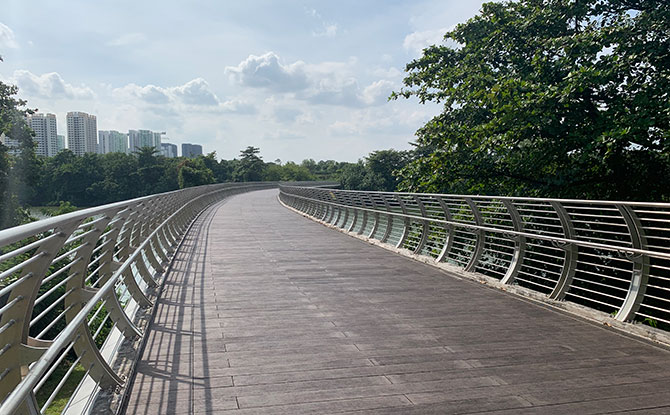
xmin=0 ymin=182 xmax=276 ymax=415
xmin=279 ymin=185 xmax=670 ymax=331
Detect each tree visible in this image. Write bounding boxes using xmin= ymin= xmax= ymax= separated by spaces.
xmin=263 ymin=163 xmax=284 ymax=181
xmin=365 ymin=149 xmax=411 ymax=192
xmin=0 ymin=78 xmax=37 ymax=228
xmin=393 ymin=0 xmax=670 ymax=200
xmin=177 ymin=158 xmax=214 ymax=189
xmin=234 ymin=146 xmax=265 ymax=182
xmin=279 ymin=162 xmax=315 ymax=181
xmin=135 ymin=146 xmax=164 ymax=195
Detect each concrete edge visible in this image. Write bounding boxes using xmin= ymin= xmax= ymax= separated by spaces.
xmin=277 ymin=194 xmax=670 ymax=351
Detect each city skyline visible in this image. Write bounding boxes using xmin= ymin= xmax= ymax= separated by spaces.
xmin=0 ymin=0 xmax=489 ymax=162
xmin=20 ymin=110 xmax=205 ymax=157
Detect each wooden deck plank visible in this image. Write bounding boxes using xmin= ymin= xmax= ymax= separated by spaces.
xmin=125 ymin=189 xmax=670 ymax=414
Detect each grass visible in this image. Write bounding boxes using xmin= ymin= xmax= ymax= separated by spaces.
xmin=35 ymin=363 xmax=87 ymax=415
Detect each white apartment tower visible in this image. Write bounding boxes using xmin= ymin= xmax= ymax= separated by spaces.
xmin=26 ymin=113 xmax=58 ymax=157
xmin=56 ymin=135 xmax=66 ymax=153
xmin=128 ymin=129 xmax=161 ymax=153
xmin=66 ymin=112 xmax=97 ymax=156
xmin=98 ymin=130 xmax=128 ymax=154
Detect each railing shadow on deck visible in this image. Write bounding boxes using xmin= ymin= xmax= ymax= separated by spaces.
xmin=0 ymin=181 xmax=336 ymax=415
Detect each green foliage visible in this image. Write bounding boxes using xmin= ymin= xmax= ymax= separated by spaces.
xmin=299 ymin=159 xmax=350 ymax=181
xmin=177 ymin=157 xmax=215 ymax=189
xmin=0 ymin=78 xmax=37 ymax=228
xmin=234 ymin=146 xmax=265 ymax=181
xmin=336 ymin=149 xmax=411 ymax=191
xmin=393 ymin=0 xmax=670 ymax=200
xmin=40 ymin=201 xmax=78 ymax=217
xmin=365 ymin=150 xmax=411 ymax=192
xmin=277 ymin=162 xmax=315 ymax=181
xmin=35 ymin=362 xmax=86 ymax=415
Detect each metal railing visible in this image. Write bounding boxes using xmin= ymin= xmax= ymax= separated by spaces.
xmin=279 ymin=186 xmax=670 ymax=329
xmin=0 ymin=182 xmax=274 ymax=415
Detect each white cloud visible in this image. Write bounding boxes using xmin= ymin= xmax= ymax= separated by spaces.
xmin=328 ymin=120 xmax=360 ymax=136
xmin=305 ymin=77 xmax=360 ymax=106
xmin=371 ymin=67 xmax=403 ymax=79
xmin=328 ymin=105 xmax=433 ymax=138
xmin=403 ymin=27 xmax=448 ymax=53
xmin=172 ymin=78 xmax=219 ymax=106
xmin=107 ymin=33 xmax=147 ymax=47
xmin=273 ymin=107 xmax=302 ymax=123
xmin=263 ymin=130 xmax=306 ymax=140
xmin=0 ymin=22 xmax=19 ymax=49
xmin=224 ymin=52 xmax=309 ymax=92
xmin=227 ymin=52 xmax=395 ymax=108
xmin=11 ymin=70 xmax=95 ymax=99
xmin=313 ymin=24 xmax=338 ymax=38
xmin=114 ymin=78 xmax=220 ymax=107
xmin=112 ymin=78 xmax=257 ymax=115
xmin=115 ymin=83 xmax=171 ymax=104
xmin=114 ymin=83 xmax=170 ymax=104
xmin=304 ymin=77 xmax=396 ymax=108
xmin=306 ymin=8 xmax=338 ymax=38
xmin=220 ymin=99 xmax=256 ymax=114
xmin=361 ymin=80 xmax=394 ymax=106
xmin=306 ymin=8 xmax=321 ymax=19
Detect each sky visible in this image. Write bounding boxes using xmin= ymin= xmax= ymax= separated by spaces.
xmin=0 ymin=0 xmax=488 ymax=162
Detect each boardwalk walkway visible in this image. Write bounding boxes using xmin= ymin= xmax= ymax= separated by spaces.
xmin=125 ymin=189 xmax=670 ymax=414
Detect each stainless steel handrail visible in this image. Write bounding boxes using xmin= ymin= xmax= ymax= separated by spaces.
xmin=279 ymin=185 xmax=670 ymax=329
xmin=0 ymin=182 xmax=275 ymax=414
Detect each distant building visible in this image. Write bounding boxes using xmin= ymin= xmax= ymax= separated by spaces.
xmin=98 ymin=130 xmax=128 ymax=154
xmin=153 ymin=132 xmax=162 ymax=149
xmin=26 ymin=113 xmax=58 ymax=157
xmin=56 ymin=135 xmax=66 ymax=153
xmin=67 ymin=112 xmax=97 ymax=155
xmin=0 ymin=133 xmax=20 ymax=155
xmin=129 ymin=129 xmax=162 ymax=153
xmin=182 ymin=143 xmax=203 ymax=158
xmin=161 ymin=142 xmax=178 ymax=158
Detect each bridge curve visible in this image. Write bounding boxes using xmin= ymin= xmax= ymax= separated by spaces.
xmin=126 ymin=189 xmax=670 ymax=414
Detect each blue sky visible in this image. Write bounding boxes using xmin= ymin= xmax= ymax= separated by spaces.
xmin=1 ymin=0 xmax=488 ymax=161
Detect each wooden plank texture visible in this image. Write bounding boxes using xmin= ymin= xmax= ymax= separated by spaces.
xmin=125 ymin=189 xmax=670 ymax=414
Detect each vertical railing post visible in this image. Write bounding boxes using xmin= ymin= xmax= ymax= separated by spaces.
xmin=549 ymin=201 xmax=579 ymax=300
xmin=615 ymin=205 xmax=650 ymax=322
xmin=464 ymin=198 xmax=485 ymax=272
xmin=64 ymin=214 xmax=124 ymax=391
xmin=357 ymin=194 xmax=370 ymax=236
xmin=0 ymin=220 xmax=81 ymax=409
xmin=500 ymin=200 xmax=526 ymax=285
xmin=436 ymin=196 xmax=454 ymax=263
xmin=413 ymin=196 xmax=430 ymax=255
xmin=347 ymin=193 xmax=359 ymax=232
xmin=380 ymin=195 xmax=394 ymax=243
xmin=394 ymin=195 xmax=411 ymax=249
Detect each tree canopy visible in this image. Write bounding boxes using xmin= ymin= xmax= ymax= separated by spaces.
xmin=0 ymin=80 xmax=37 ymax=228
xmin=393 ymin=0 xmax=670 ymax=200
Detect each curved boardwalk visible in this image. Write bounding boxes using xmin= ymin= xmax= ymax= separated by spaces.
xmin=126 ymin=189 xmax=670 ymax=414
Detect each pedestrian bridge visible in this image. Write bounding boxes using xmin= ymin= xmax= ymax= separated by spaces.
xmin=1 ymin=184 xmax=670 ymax=414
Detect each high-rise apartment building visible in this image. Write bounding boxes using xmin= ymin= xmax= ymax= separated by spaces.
xmin=128 ymin=130 xmax=162 ymax=153
xmin=153 ymin=132 xmax=162 ymax=150
xmin=26 ymin=113 xmax=58 ymax=157
xmin=0 ymin=133 xmax=20 ymax=155
xmin=160 ymin=142 xmax=178 ymax=158
xmin=66 ymin=112 xmax=97 ymax=155
xmin=98 ymin=130 xmax=128 ymax=154
xmin=56 ymin=135 xmax=66 ymax=153
xmin=182 ymin=143 xmax=203 ymax=158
